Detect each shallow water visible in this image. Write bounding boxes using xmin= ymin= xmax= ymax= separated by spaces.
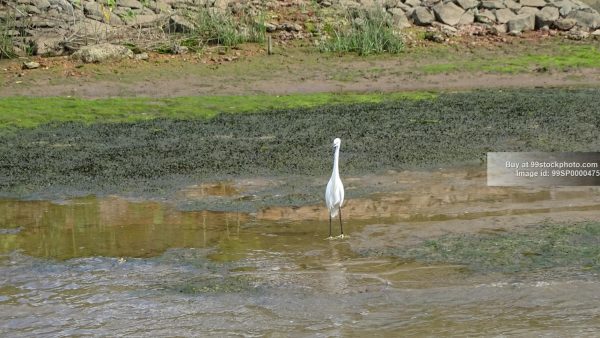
xmin=1 ymin=168 xmax=600 ymax=336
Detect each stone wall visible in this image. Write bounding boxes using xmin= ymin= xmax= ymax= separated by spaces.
xmin=1 ymin=0 xmax=599 ymax=57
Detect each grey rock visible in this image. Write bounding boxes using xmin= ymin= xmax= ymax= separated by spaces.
xmin=481 ymin=1 xmax=505 ymax=9
xmin=519 ymin=0 xmax=546 ymax=7
xmin=72 ymin=43 xmax=133 ymax=63
xmin=554 ymin=17 xmax=577 ymax=29
xmin=493 ymin=23 xmax=508 ymax=32
xmin=49 ymin=0 xmax=74 ymax=12
xmin=279 ymin=22 xmax=303 ymax=32
xmin=173 ymin=45 xmax=188 ymax=54
xmin=567 ymin=9 xmax=600 ymax=29
xmin=123 ymin=13 xmax=166 ymax=27
xmin=264 ymin=22 xmax=277 ymax=32
xmin=134 ymin=52 xmax=149 ymax=60
xmin=507 ymin=13 xmax=535 ymax=32
xmin=383 ymin=0 xmax=400 ymax=8
xmin=33 ymin=35 xmax=64 ymax=56
xmin=32 ymin=0 xmax=51 ymax=10
xmin=592 ymin=28 xmax=600 ymax=35
xmin=117 ymin=0 xmax=144 ymax=9
xmin=475 ymin=9 xmax=496 ymax=23
xmin=27 ymin=5 xmax=41 ymax=14
xmin=535 ymin=6 xmax=559 ymax=28
xmin=458 ymin=9 xmax=475 ymax=24
xmin=167 ymin=14 xmax=195 ymax=32
xmin=504 ymin=0 xmax=522 ymax=10
xmin=432 ymin=21 xmax=459 ymax=34
xmin=22 ymin=61 xmax=40 ymax=69
xmin=412 ymin=7 xmax=435 ymax=25
xmin=495 ymin=8 xmax=516 ymax=23
xmin=84 ymin=1 xmax=104 ymax=17
xmin=405 ymin=0 xmax=422 ymax=7
xmin=396 ymin=3 xmax=413 ymax=12
xmin=389 ymin=8 xmax=412 ymax=28
xmin=518 ymin=6 xmax=540 ymax=15
xmin=424 ymin=30 xmax=445 ymax=42
xmin=71 ymin=18 xmax=114 ymax=40
xmin=454 ymin=0 xmax=476 ymax=9
xmin=548 ymin=0 xmax=574 ymax=15
xmin=567 ymin=27 xmax=590 ymax=39
xmin=433 ymin=2 xmax=465 ymax=25
xmin=213 ymin=0 xmax=231 ymax=11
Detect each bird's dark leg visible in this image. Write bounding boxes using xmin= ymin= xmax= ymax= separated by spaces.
xmin=339 ymin=207 xmax=343 ymax=236
xmin=329 ymin=214 xmax=332 ymax=238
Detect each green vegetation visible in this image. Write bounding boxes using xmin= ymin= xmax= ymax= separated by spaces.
xmin=0 ymin=11 xmax=17 ymax=59
xmin=180 ymin=7 xmax=266 ymax=50
xmin=421 ymin=45 xmax=600 ymax=74
xmin=320 ymin=9 xmax=404 ymax=55
xmin=394 ymin=222 xmax=600 ymax=273
xmin=0 ymin=92 xmax=435 ymax=131
xmin=1 ymin=88 xmax=599 ymax=198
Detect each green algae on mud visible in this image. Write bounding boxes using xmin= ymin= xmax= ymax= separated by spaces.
xmin=363 ymin=222 xmax=600 ymax=273
xmin=0 ymin=92 xmax=435 ymax=131
xmin=420 ymin=44 xmax=600 ymax=74
xmin=0 ymin=88 xmax=599 ymax=199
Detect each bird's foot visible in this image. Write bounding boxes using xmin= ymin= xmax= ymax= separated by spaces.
xmin=325 ymin=234 xmax=347 ymax=240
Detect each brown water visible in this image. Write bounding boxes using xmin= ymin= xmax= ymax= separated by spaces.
xmin=1 ymin=168 xmax=600 ymax=336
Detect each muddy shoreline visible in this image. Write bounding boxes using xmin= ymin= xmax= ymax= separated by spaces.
xmin=1 ymin=88 xmax=599 ymax=204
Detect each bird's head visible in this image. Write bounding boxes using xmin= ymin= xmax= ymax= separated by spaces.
xmin=332 ymin=138 xmax=341 ymax=149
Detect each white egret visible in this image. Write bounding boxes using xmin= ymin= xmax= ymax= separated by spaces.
xmin=325 ymin=138 xmax=345 ymax=238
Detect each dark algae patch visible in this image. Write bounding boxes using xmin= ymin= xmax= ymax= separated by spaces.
xmin=364 ymin=222 xmax=600 ymax=273
xmin=0 ymin=88 xmax=599 ymax=198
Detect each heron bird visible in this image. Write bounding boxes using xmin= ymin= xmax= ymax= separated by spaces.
xmin=325 ymin=138 xmax=344 ymax=238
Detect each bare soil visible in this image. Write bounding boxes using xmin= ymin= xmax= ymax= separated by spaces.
xmin=2 ymin=36 xmax=600 ymax=98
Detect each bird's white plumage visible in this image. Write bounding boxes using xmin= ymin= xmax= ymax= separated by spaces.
xmin=326 ymin=138 xmax=344 ymax=218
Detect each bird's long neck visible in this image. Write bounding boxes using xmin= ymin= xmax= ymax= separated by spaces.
xmin=332 ymin=147 xmax=340 ymax=178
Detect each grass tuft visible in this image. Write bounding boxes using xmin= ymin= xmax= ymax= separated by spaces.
xmin=320 ymin=8 xmax=404 ymax=56
xmin=184 ymin=7 xmax=266 ymax=49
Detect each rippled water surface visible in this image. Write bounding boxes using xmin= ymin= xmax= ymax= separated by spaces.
xmin=2 ymin=168 xmax=600 ymax=336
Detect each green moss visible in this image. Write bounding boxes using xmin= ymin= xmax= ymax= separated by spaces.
xmin=367 ymin=222 xmax=600 ymax=273
xmin=0 ymin=91 xmax=436 ymax=131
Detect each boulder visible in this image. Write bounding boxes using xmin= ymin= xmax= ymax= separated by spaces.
xmin=412 ymin=7 xmax=435 ymax=25
xmin=84 ymin=1 xmax=104 ymax=17
xmin=433 ymin=2 xmax=465 ymax=25
xmin=458 ymin=9 xmax=475 ymax=24
xmin=32 ymin=0 xmax=51 ymax=10
xmin=33 ymin=35 xmax=64 ymax=56
xmin=72 ymin=43 xmax=134 ymax=63
xmin=167 ymin=14 xmax=195 ymax=32
xmin=518 ymin=6 xmax=540 ymax=15
xmin=22 ymin=61 xmax=40 ymax=69
xmin=554 ymin=17 xmax=577 ymax=29
xmin=481 ymin=0 xmax=505 ymax=9
xmin=504 ymin=0 xmax=522 ymax=10
xmin=519 ymin=0 xmax=547 ymax=7
xmin=567 ymin=9 xmax=600 ymax=29
xmin=493 ymin=23 xmax=508 ymax=33
xmin=454 ymin=0 xmax=476 ymax=9
xmin=389 ymin=8 xmax=412 ymax=28
xmin=117 ymin=0 xmax=144 ymax=9
xmin=567 ymin=28 xmax=590 ymax=39
xmin=536 ymin=6 xmax=559 ymax=28
xmin=405 ymin=0 xmax=422 ymax=7
xmin=507 ymin=13 xmax=535 ymax=32
xmin=123 ymin=14 xmax=166 ymax=27
xmin=495 ymin=8 xmax=517 ymax=23
xmin=475 ymin=9 xmax=496 ymax=23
